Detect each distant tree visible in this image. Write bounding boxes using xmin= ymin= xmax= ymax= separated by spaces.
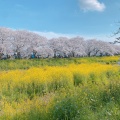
xmin=49 ymin=37 xmax=87 ymax=58
xmin=0 ymin=27 xmax=13 ymax=58
xmin=68 ymin=37 xmax=87 ymax=57
xmin=34 ymin=47 xmax=54 ymax=58
xmin=10 ymin=30 xmax=48 ymax=58
xmin=49 ymin=37 xmax=70 ymax=58
xmin=109 ymin=22 xmax=120 ymax=44
xmin=86 ymin=39 xmax=117 ymax=56
xmin=11 ymin=30 xmax=30 ymax=58
xmin=0 ymin=27 xmax=11 ymax=44
xmin=113 ymin=27 xmax=120 ymax=43
xmin=0 ymin=27 xmax=120 ymax=59
xmin=28 ymin=32 xmax=48 ymax=58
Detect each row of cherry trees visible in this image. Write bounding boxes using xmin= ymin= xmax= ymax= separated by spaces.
xmin=0 ymin=27 xmax=120 ymax=59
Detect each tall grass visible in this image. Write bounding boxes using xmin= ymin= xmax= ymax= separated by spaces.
xmin=0 ymin=56 xmax=120 ymax=120
xmin=0 ymin=55 xmax=119 ymax=70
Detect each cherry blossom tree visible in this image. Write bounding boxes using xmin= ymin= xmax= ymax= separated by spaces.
xmin=49 ymin=37 xmax=87 ymax=58
xmin=86 ymin=39 xmax=117 ymax=56
xmin=68 ymin=37 xmax=87 ymax=57
xmin=49 ymin=37 xmax=70 ymax=58
xmin=0 ymin=27 xmax=13 ymax=58
xmin=0 ymin=27 xmax=120 ymax=59
xmin=11 ymin=30 xmax=48 ymax=58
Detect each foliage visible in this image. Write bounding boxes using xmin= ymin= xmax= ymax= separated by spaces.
xmin=0 ymin=56 xmax=120 ymax=120
xmin=0 ymin=27 xmax=120 ymax=59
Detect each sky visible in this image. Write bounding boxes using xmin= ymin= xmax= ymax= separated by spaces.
xmin=0 ymin=0 xmax=120 ymax=41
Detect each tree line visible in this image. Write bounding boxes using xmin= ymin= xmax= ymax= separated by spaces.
xmin=0 ymin=27 xmax=120 ymax=59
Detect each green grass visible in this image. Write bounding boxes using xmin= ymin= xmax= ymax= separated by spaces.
xmin=0 ymin=56 xmax=119 ymax=70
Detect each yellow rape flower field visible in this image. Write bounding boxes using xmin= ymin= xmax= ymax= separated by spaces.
xmin=0 ymin=56 xmax=120 ymax=120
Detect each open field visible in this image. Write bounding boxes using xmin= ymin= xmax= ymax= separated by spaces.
xmin=0 ymin=56 xmax=120 ymax=120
